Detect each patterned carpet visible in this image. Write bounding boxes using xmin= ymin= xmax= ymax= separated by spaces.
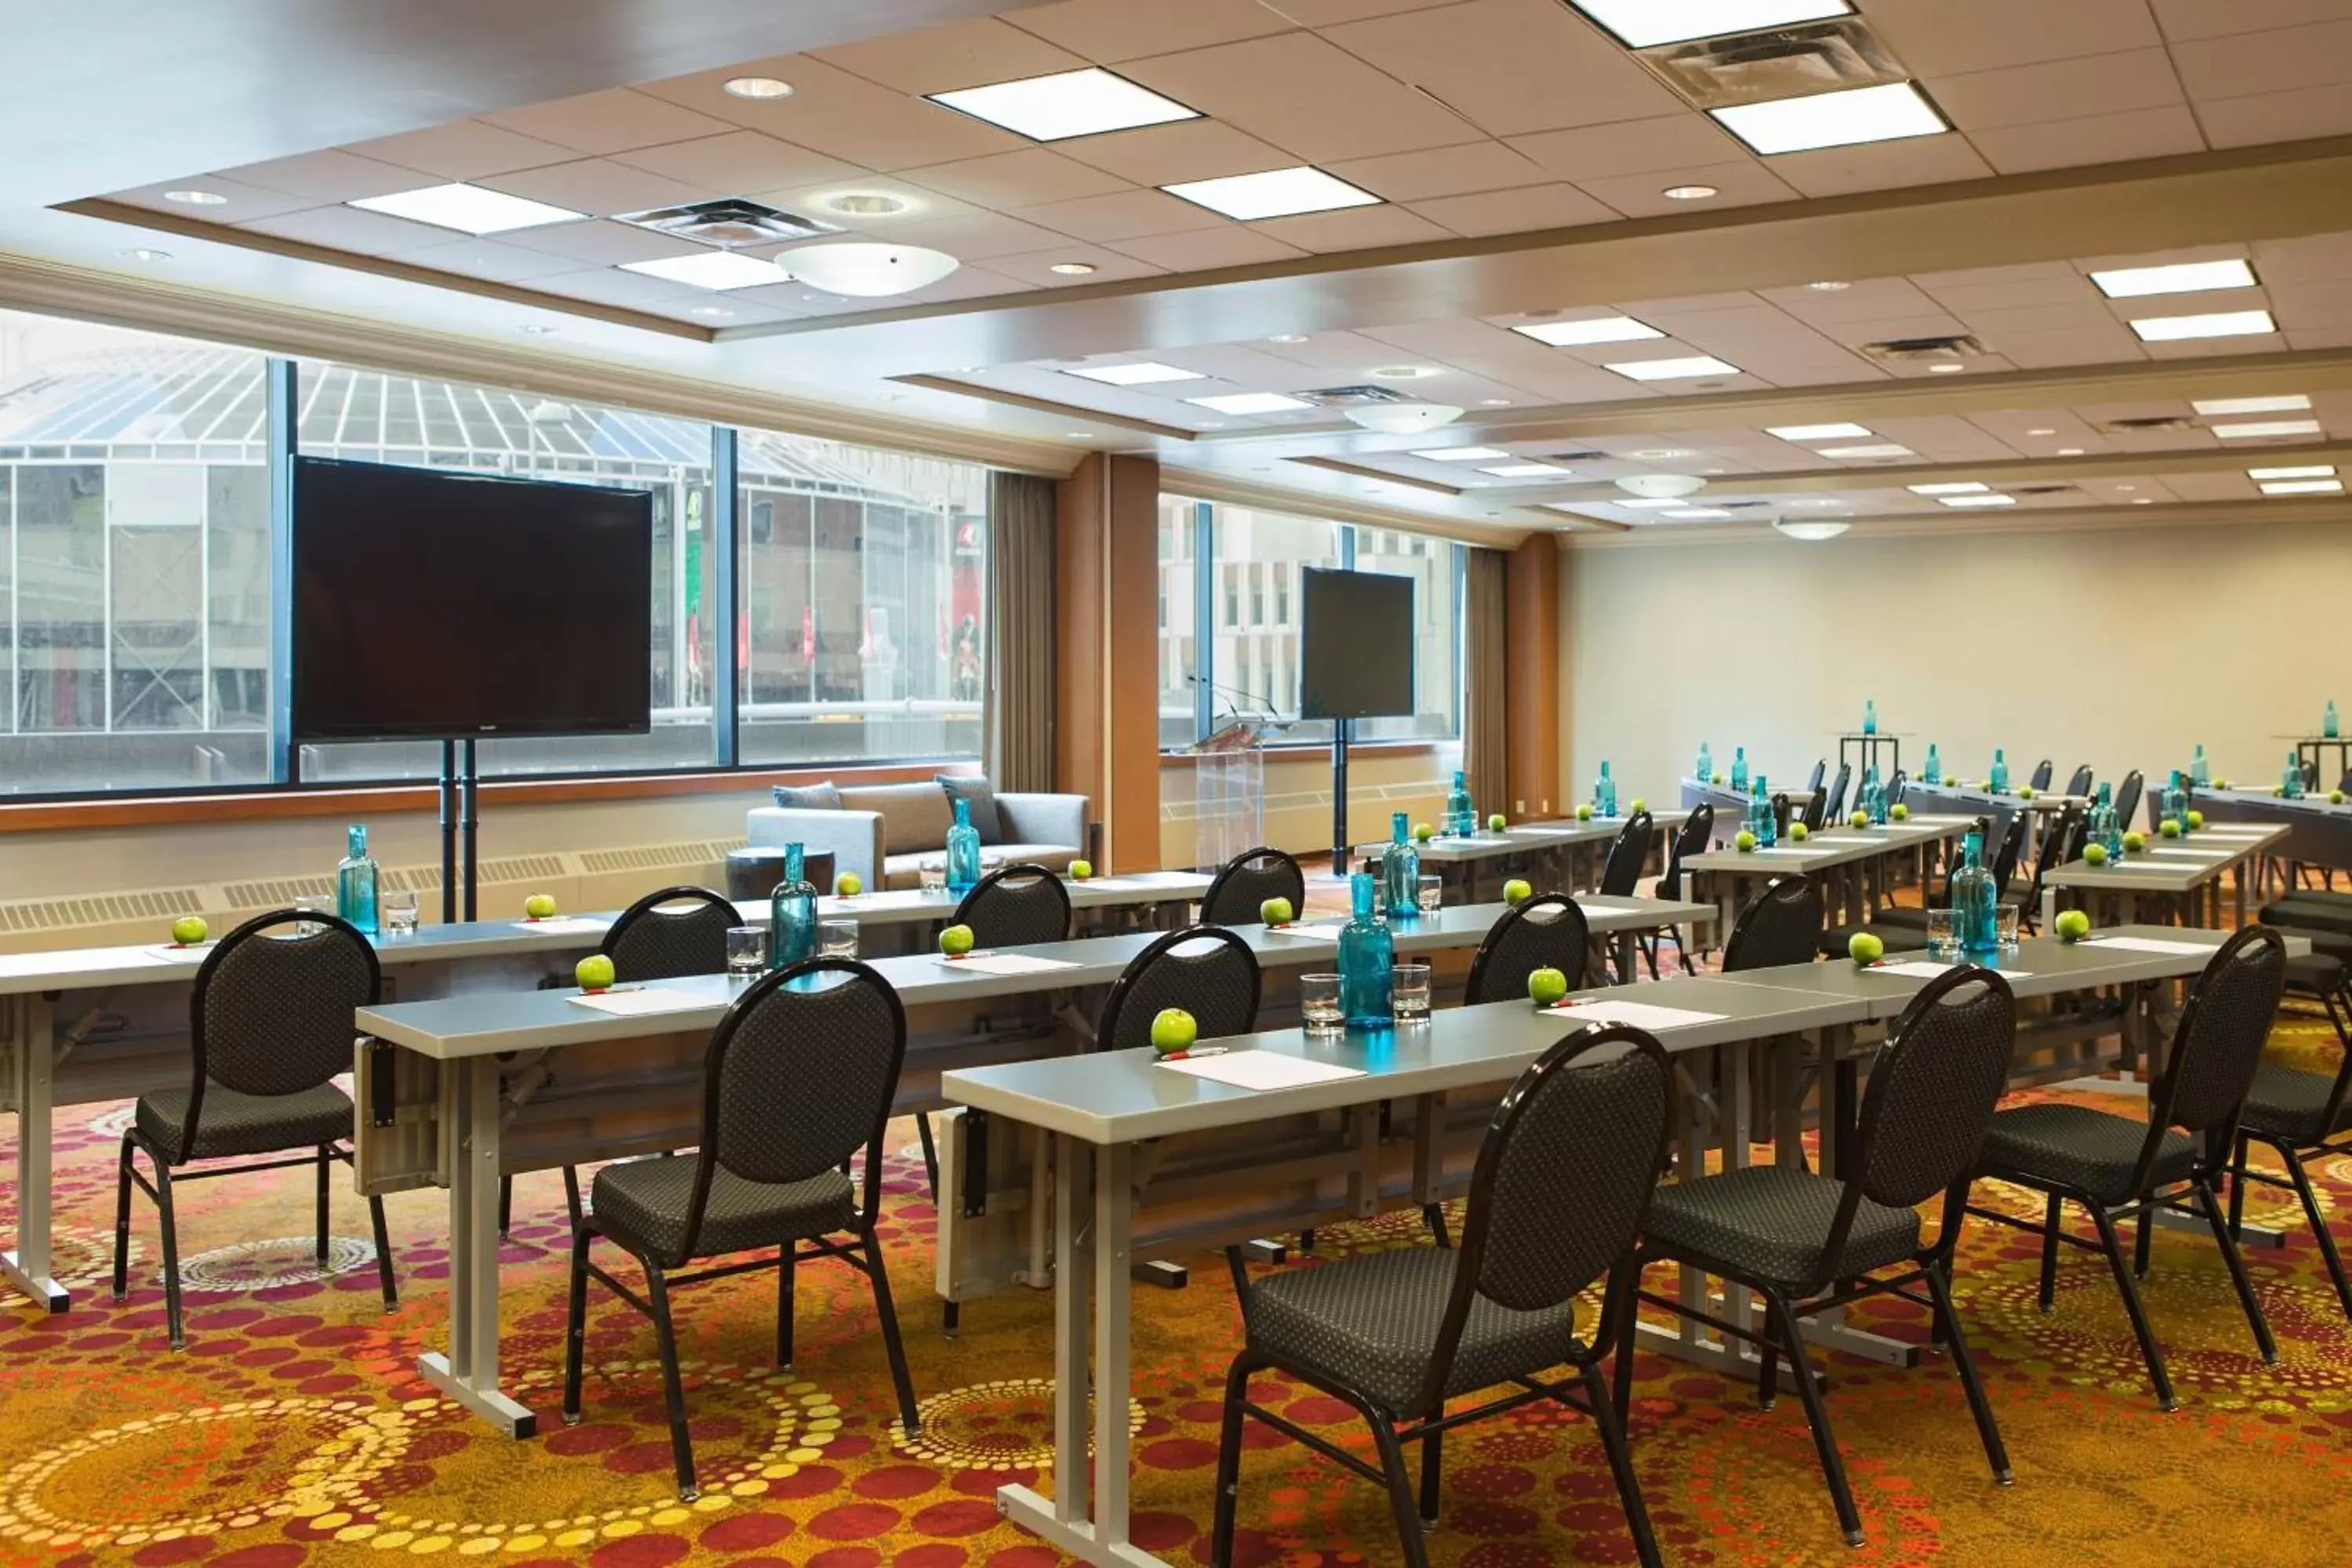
xmin=7 ymin=1015 xmax=2352 ymax=1566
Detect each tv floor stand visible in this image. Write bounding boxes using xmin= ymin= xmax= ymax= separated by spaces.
xmin=438 ymin=739 xmax=481 ymax=923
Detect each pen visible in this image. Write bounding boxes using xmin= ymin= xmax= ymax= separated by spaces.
xmin=1163 ymin=1046 xmax=1229 ymax=1062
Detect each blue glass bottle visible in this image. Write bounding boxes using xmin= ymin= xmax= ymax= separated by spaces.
xmin=1863 ymin=698 xmax=1877 ymax=736
xmin=2190 ymin=744 xmax=2210 ymax=789
xmin=1863 ymin=766 xmax=1889 ymax=826
xmin=1694 ymin=740 xmax=1713 ymax=785
xmin=1989 ymin=750 xmax=2009 ymax=793
xmin=1338 ymin=872 xmax=1394 ymax=1030
xmin=1383 ymin=811 xmax=1421 ymax=919
xmin=336 ymin=824 xmax=380 ymax=937
xmin=1749 ymin=775 xmax=1777 ymax=847
xmin=1925 ymin=742 xmax=1941 ymax=786
xmin=1950 ymin=827 xmax=1998 ymax=953
xmin=2162 ymin=771 xmax=2190 ymax=836
xmin=2285 ymin=750 xmax=2307 ymax=800
xmin=1445 ymin=770 xmax=1474 ymax=837
xmin=2088 ymin=782 xmax=2122 ymax=862
xmin=2328 ymin=700 xmax=2341 ymax=741
xmin=945 ymin=797 xmax=983 ymax=892
xmin=1730 ymin=746 xmax=1750 ymax=794
xmin=1595 ymin=760 xmax=1618 ymax=819
xmin=768 ymin=842 xmax=818 ymax=968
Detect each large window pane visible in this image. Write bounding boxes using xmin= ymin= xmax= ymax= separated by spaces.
xmin=1205 ymin=502 xmax=1341 ymax=746
xmin=0 ymin=310 xmax=271 ymax=793
xmin=1156 ymin=495 xmax=1200 ymax=749
xmin=735 ymin=429 xmax=985 ymax=765
xmin=291 ymin=365 xmax=717 ymax=782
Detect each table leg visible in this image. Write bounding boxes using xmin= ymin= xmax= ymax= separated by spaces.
xmin=418 ymin=1054 xmax=535 ymax=1436
xmin=1 ymin=993 xmax=67 ymax=1312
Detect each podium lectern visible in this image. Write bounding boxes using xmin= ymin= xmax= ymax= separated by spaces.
xmin=1184 ymin=720 xmax=1288 ymax=873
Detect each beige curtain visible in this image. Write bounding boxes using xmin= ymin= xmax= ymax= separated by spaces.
xmin=1461 ymin=546 xmax=1510 ymax=814
xmin=984 ymin=470 xmax=1058 ymax=791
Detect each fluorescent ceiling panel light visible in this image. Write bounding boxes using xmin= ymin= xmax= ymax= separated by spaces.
xmin=1512 ymin=316 xmax=1663 ymax=347
xmin=2090 ymin=259 xmax=2256 ymax=299
xmin=2129 ymin=309 xmax=2277 ymax=343
xmin=1711 ymin=82 xmax=1947 ymax=156
xmin=2248 ymin=465 xmax=2336 ymax=481
xmin=1161 ymin=165 xmax=1380 ymax=221
xmin=1479 ymin=463 xmax=1573 ymax=478
xmin=928 ymin=67 xmax=1197 ymax=142
xmin=1063 ymin=361 xmax=1203 ymax=386
xmin=2213 ymin=419 xmax=2322 ymax=439
xmin=2261 ymin=479 xmax=2343 ymax=495
xmin=1568 ymin=0 xmax=1853 ymax=49
xmin=1663 ymin=508 xmax=1731 ymax=519
xmin=1766 ymin=423 xmax=1872 ymax=441
xmin=1617 ymin=498 xmax=1688 ymax=509
xmin=617 ymin=251 xmax=793 ymax=290
xmin=1939 ymin=494 xmax=2016 ymax=508
xmin=350 ymin=183 xmax=583 ymax=234
xmin=1818 ymin=444 xmax=1912 ymax=459
xmin=2194 ymin=394 xmax=2309 ymax=416
xmin=1413 ymin=447 xmax=1509 ymax=462
xmin=1908 ymin=481 xmax=1989 ymax=495
xmin=1184 ymin=391 xmax=1313 ymax=415
xmin=1605 ymin=354 xmax=1740 ymax=381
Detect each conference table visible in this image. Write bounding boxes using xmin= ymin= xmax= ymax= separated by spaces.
xmin=942 ymin=924 xmax=2285 ymax=1568
xmin=1356 ymin=811 xmax=1690 ymax=903
xmin=2042 ymin=822 xmax=2286 ymax=930
xmin=1679 ymin=775 xmax=1817 ymax=822
xmin=2193 ymin=786 xmax=2352 ymax=882
xmin=1682 ymin=814 xmax=1970 ymax=934
xmin=350 ymin=891 xmax=1711 ymax=1436
xmin=0 ymin=872 xmax=1210 ymax=1314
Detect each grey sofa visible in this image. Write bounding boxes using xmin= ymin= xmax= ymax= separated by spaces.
xmin=746 ymin=779 xmax=1090 ymax=892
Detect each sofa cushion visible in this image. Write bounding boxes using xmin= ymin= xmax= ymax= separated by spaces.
xmin=840 ymin=782 xmax=955 ymax=856
xmin=938 ymin=775 xmax=1004 ymax=844
xmin=880 ymin=844 xmax=1076 ymax=892
xmin=771 ymin=781 xmax=842 ymax=811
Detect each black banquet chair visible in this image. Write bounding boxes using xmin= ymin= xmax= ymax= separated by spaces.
xmin=1966 ymin=925 xmax=2288 ymax=1410
xmin=1807 ymin=763 xmax=1849 ymax=833
xmin=1201 ymin=846 xmax=1307 ymax=927
xmin=1464 ymin=892 xmax=1590 ymax=1005
xmin=1646 ymin=804 xmax=1715 ymax=975
xmin=2064 ymin=764 xmax=2094 ymax=798
xmin=114 ymin=909 xmax=397 ymax=1349
xmin=1097 ymin=924 xmax=1261 ymax=1052
xmin=1722 ymin=876 xmax=1824 ymax=975
xmin=2230 ymin=951 xmax=2352 ymax=1324
xmin=953 ymin=861 xmax=1073 ymax=949
xmin=2028 ymin=757 xmax=2055 ymax=792
xmin=1210 ymin=1027 xmax=1675 ymax=1568
xmin=1595 ymin=812 xmax=1656 ymax=981
xmin=1613 ymin=967 xmax=2018 ymax=1547
xmin=563 ymin=957 xmax=921 ymax=1500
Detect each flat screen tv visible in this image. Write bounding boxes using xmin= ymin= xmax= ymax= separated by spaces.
xmin=1299 ymin=567 xmax=1414 ymax=721
xmin=291 ymin=456 xmax=654 ymax=741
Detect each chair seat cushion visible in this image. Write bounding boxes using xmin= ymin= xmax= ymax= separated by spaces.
xmin=2240 ymin=1061 xmax=2352 ymax=1145
xmin=591 ymin=1156 xmax=855 ymax=1261
xmin=2283 ymin=951 xmax=2347 ymax=995
xmin=1247 ymin=1247 xmax=1580 ymax=1416
xmin=1644 ymin=1166 xmax=1920 ymax=1291
xmin=136 ymin=1082 xmax=354 ymax=1162
xmin=1978 ymin=1103 xmax=2197 ymax=1205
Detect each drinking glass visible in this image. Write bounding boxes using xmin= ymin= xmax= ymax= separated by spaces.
xmin=1926 ymin=908 xmax=1957 ymax=958
xmin=293 ymin=895 xmax=330 ymax=937
xmin=727 ymin=926 xmax=766 ymax=983
xmin=818 ymin=919 xmax=859 ymax=960
xmin=1417 ymin=874 xmax=1443 ymax=915
xmin=919 ymin=858 xmax=948 ymax=894
xmin=1996 ymin=903 xmax=2022 ymax=953
xmin=381 ymin=887 xmax=419 ymax=937
xmin=1301 ymin=973 xmax=1344 ymax=1033
xmin=1392 ymin=963 xmax=1433 ymax=1020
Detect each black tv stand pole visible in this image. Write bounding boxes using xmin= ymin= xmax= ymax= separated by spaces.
xmin=459 ymin=738 xmax=480 ymax=922
xmin=1330 ymin=718 xmax=1351 ymax=877
xmin=437 ymin=739 xmax=482 ymax=924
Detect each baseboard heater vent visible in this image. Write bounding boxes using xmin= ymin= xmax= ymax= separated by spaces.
xmin=0 ymin=887 xmax=207 ymax=935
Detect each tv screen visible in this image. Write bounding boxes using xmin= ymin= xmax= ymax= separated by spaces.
xmin=292 ymin=456 xmax=655 ymax=741
xmin=1299 ymin=567 xmax=1414 ymax=721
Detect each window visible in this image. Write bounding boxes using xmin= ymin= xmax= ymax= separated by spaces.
xmin=1156 ymin=495 xmax=1200 ymax=749
xmin=0 ymin=311 xmax=271 ymax=794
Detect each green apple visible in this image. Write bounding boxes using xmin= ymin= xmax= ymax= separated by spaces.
xmin=1414 ymin=822 xmax=1435 ymax=843
xmin=1849 ymin=811 xmax=1871 ymax=830
xmin=1068 ymin=859 xmax=1094 ymax=881
xmin=1488 ymin=812 xmax=1508 ymax=832
xmin=2019 ymin=786 xmax=2035 ymax=800
xmin=523 ymin=892 xmax=557 ymax=920
xmin=575 ymin=954 xmax=616 ymax=992
xmin=1711 ymin=773 xmax=1726 ymax=786
xmin=1791 ymin=822 xmax=1809 ymax=841
xmin=1735 ymin=829 xmax=1758 ymax=852
xmin=939 ymin=924 xmax=977 ymax=957
xmin=1502 ymin=878 xmax=1534 ymax=906
xmin=1261 ymin=896 xmax=1295 ymax=927
xmin=2159 ymin=818 xmax=2182 ymax=838
xmin=1629 ymin=797 xmax=1646 ymax=814
xmin=1944 ymin=775 xmax=1959 ymax=787
xmin=2185 ymin=810 xmax=2204 ymax=829
xmin=837 ymin=872 xmax=863 ymax=897
xmin=169 ymin=915 xmax=208 ymax=946
xmin=1527 ymin=966 xmax=1570 ymax=1007
xmin=1890 ymin=803 xmax=1909 ymax=821
xmin=2084 ymin=843 xmax=2110 ymax=866
xmin=1576 ymin=804 xmax=1594 ymax=821
xmin=2335 ymin=790 xmax=2347 ymax=806
xmin=1848 ymin=931 xmax=1885 ymax=966
xmin=1150 ymin=1007 xmax=1197 ymax=1055
xmin=2215 ymin=779 xmax=2230 ymax=790
xmin=2122 ymin=830 xmax=2146 ymax=853
xmin=2056 ymin=909 xmax=2092 ymax=942
xmin=2275 ymin=786 xmax=2288 ymax=797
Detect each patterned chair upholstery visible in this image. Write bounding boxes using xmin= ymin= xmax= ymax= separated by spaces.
xmin=1201 ymin=847 xmax=1307 ymax=927
xmin=952 ymin=862 xmax=1071 ymax=949
xmin=1096 ymin=925 xmax=1260 ymax=1053
xmin=1464 ymin=895 xmax=1589 ymax=1005
xmin=603 ymin=885 xmax=739 ymax=981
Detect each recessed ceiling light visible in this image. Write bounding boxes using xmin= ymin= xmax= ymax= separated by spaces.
xmin=2131 ymin=497 xmax=2154 ymax=504
xmin=2249 ymin=465 xmax=2336 ymax=481
xmin=119 ymin=248 xmax=171 ymax=262
xmin=1630 ymin=448 xmax=1697 ymax=459
xmin=2213 ymin=419 xmax=2322 ymax=439
xmin=350 ymin=182 xmax=584 ymax=234
xmin=1066 ymin=432 xmax=1094 ymax=439
xmin=1926 ymin=363 xmax=1966 ymax=374
xmin=1818 ymin=444 xmax=1913 ymax=459
xmin=2115 ymin=485 xmax=2137 ymax=492
xmin=1909 ymin=481 xmax=1989 ymax=495
xmin=724 ymin=77 xmax=794 ymax=100
xmin=1065 ymin=361 xmax=1203 ymax=386
xmin=2194 ymin=394 xmax=2309 ymax=416
xmin=163 ymin=189 xmax=227 ymax=206
xmin=1712 ymin=82 xmax=1948 ymax=156
xmin=1185 ymin=391 xmax=1314 ymax=415
xmin=619 ymin=251 xmax=793 ymax=290
xmin=1663 ymin=508 xmax=1732 ymax=519
xmin=822 ymin=192 xmax=910 ymax=216
xmin=1479 ymin=397 xmax=1514 ymax=407
xmin=2090 ymin=259 xmax=2257 ymax=299
xmin=1766 ymin=423 xmax=1872 ymax=441
xmin=1806 ymin=279 xmax=1852 ymax=292
xmin=1940 ymin=494 xmax=2016 ymax=508
xmin=1606 ymin=354 xmax=1740 ymax=381
xmin=689 ymin=306 xmax=735 ymax=319
xmin=931 ymin=67 xmax=1198 ymax=142
xmin=1479 ymin=463 xmax=1573 ymax=479
xmin=1661 ymin=184 xmax=1719 ymax=201
xmin=1049 ymin=261 xmax=1098 ymax=276
xmin=1566 ymin=0 xmax=1854 ymax=49
xmin=1414 ymin=447 xmax=1510 ymax=462
xmin=2058 ymin=447 xmax=2085 ymax=456
xmin=1791 ymin=497 xmax=1844 ymax=507
xmin=2261 ymin=479 xmax=2343 ymax=495
xmin=1512 ymin=315 xmax=1663 ymax=347
xmin=1162 ymin=165 xmax=1381 ymax=221
xmin=2025 ymin=427 xmax=2056 ymax=437
xmin=1268 ymin=333 xmax=1310 ymax=344
xmin=517 ymin=324 xmax=559 ymax=336
xmin=1369 ymin=365 xmax=1439 ymax=379
xmin=2130 ymin=309 xmax=2277 ymax=343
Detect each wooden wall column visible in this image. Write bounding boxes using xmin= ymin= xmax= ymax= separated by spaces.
xmin=1055 ymin=452 xmax=1162 ymax=872
xmin=1504 ymin=532 xmax=1562 ymax=820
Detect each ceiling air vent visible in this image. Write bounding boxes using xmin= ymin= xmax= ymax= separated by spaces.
xmin=1296 ymin=385 xmax=1411 ymax=408
xmin=1546 ymin=449 xmax=1612 ymax=463
xmin=2100 ymin=415 xmax=2200 ymax=433
xmin=615 ymin=198 xmax=842 ymax=248
xmin=1632 ymin=17 xmax=1910 ymax=110
xmin=2013 ymin=485 xmax=2078 ymax=496
xmin=1859 ymin=334 xmax=1988 ymax=368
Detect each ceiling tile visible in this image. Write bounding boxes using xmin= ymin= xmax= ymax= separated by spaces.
xmin=980 ymin=244 xmax=1168 ymax=285
xmin=2253 ymin=230 xmax=2352 ymax=283
xmin=637 ymin=56 xmax=1028 ymax=170
xmin=2171 ymin=17 xmax=2352 ymax=99
xmin=1805 ymin=310 xmax=1973 ymax=348
xmin=479 ymin=158 xmax=716 ymax=217
xmin=1323 ymin=142 xmax=1555 ymax=202
xmin=2151 ymin=0 xmax=2352 ymax=43
xmin=1863 ymin=0 xmax=2164 ymax=75
xmin=1507 ymin=115 xmax=1748 ymax=182
xmin=1573 ymin=160 xmax=1799 ymax=219
xmin=636 ymin=294 xmax=803 ymax=326
xmin=1965 ymin=106 xmax=2207 ymax=173
xmin=102 ymin=175 xmax=315 ymax=223
xmin=611 ymin=132 xmax=865 ymax=194
xmin=862 ymin=211 xmax=1079 ymax=260
xmin=216 ymin=149 xmax=434 ymax=202
xmin=343 ymin=121 xmax=575 ymax=180
xmin=1405 ymin=182 xmax=1619 ymax=236
xmin=812 ymin=16 xmax=1088 ymax=96
xmin=237 ymin=205 xmax=452 ymax=255
xmin=1765 ymin=135 xmax=1997 ymax=199
xmin=1011 ymin=187 xmax=1227 ymax=241
xmin=530 ymin=267 xmax=699 ymax=307
xmin=1908 ymin=258 xmax=2087 ymax=294
xmin=1957 ymin=300 xmax=2136 ymax=336
xmin=747 ymin=176 xmax=986 ymax=230
xmin=481 ymin=89 xmax=739 ymax=156
xmin=1118 ymin=33 xmax=1479 ymax=162
xmin=1925 ymin=48 xmax=2187 ymax=131
xmin=2266 ymin=279 xmax=2352 ymax=329
xmin=1106 ymin=226 xmax=1310 ymax=270
xmin=1321 ymin=0 xmax=1686 ymax=137
xmin=1004 ymin=0 xmax=1296 ymax=61
xmin=1056 ymin=118 xmax=1297 ymax=185
xmin=899 ymin=148 xmax=1134 ymax=208
xmin=1761 ymin=277 xmax=1951 ymax=319
xmin=2198 ymin=85 xmax=2352 ymax=148
xmin=394 ymin=238 xmax=590 ymax=282
xmin=1263 ymin=0 xmax=1463 ymax=21
xmin=1250 ymin=205 xmax=1456 ymax=252
xmin=500 ymin=219 xmax=708 ymax=266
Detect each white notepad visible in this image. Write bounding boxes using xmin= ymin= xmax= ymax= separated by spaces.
xmin=1156 ymin=1052 xmax=1366 ymax=1091
xmin=568 ymin=987 xmax=708 ymax=1017
xmin=2149 ymin=847 xmax=2227 ymax=858
xmin=1548 ymin=997 xmax=1726 ymax=1029
xmin=2097 ymin=860 xmax=2190 ymax=873
xmin=934 ymin=952 xmax=1080 ymax=976
xmin=819 ymin=891 xmax=936 ymax=912
xmin=1747 ymin=847 xmax=1817 ymax=857
xmin=515 ymin=917 xmax=612 ymax=937
xmin=1261 ymin=924 xmax=1342 ymax=941
xmin=2077 ymin=935 xmax=2217 ymax=956
xmin=1868 ymin=960 xmax=2031 ymax=979
xmin=1073 ymin=878 xmax=1149 ymax=892
xmin=1805 ymin=835 xmax=1873 ymax=845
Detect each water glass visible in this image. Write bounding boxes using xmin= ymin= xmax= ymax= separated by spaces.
xmin=727 ymin=926 xmax=766 ymax=983
xmin=294 ymin=895 xmax=330 ymax=937
xmin=1996 ymin=903 xmax=2022 ymax=953
xmin=1417 ymin=874 xmax=1443 ymax=915
xmin=1392 ymin=963 xmax=1433 ymax=1021
xmin=381 ymin=887 xmax=419 ymax=937
xmin=818 ymin=919 xmax=859 ymax=960
xmin=919 ymin=858 xmax=948 ymax=894
xmin=1926 ymin=908 xmax=1957 ymax=958
xmin=1301 ymin=973 xmax=1344 ymax=1033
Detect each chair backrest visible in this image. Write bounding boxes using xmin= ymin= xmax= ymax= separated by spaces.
xmin=187 ymin=910 xmax=381 ymax=1162
xmin=2339 ymin=764 xmax=2352 ymax=796
xmin=680 ymin=958 xmax=906 ymax=1264
xmin=1888 ymin=768 xmax=1907 ymax=804
xmin=2065 ymin=764 xmax=2094 ymax=798
xmin=1419 ymin=1026 xmax=1671 ymax=1415
xmin=1200 ymin=845 xmax=1307 ymax=927
xmin=1597 ymin=810 xmax=1655 ymax=897
xmin=2022 ymin=805 xmax=2082 ymax=911
xmin=1661 ymin=803 xmax=1714 ymax=897
xmin=2028 ymin=757 xmax=2054 ymax=791
xmin=953 ymin=862 xmax=1072 ymax=948
xmin=1096 ymin=925 xmax=1261 ymax=1053
xmin=1821 ymin=763 xmax=1852 ymax=822
xmin=1465 ymin=894 xmax=1591 ymax=1004
xmin=604 ymin=884 xmax=738 ymax=982
xmin=1806 ymin=758 xmax=1828 ymax=796
xmin=1988 ymin=811 xmax=2031 ymax=891
xmin=2149 ymin=926 xmax=2288 ymax=1142
xmin=1720 ymin=876 xmax=1824 ymax=973
xmin=1771 ymin=792 xmax=1793 ymax=837
xmin=2112 ymin=769 xmax=2144 ymax=833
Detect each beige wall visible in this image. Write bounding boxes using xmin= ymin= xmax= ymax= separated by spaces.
xmin=1563 ymin=519 xmax=2352 ymax=806
xmin=1159 ymin=744 xmax=1462 ymax=869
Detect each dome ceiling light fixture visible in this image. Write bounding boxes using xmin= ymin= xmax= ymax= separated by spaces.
xmin=1773 ymin=516 xmax=1851 ymax=541
xmin=1342 ymin=402 xmax=1465 ymax=434
xmin=771 ymin=242 xmax=959 ymax=297
xmin=1613 ymin=473 xmax=1708 ymax=499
